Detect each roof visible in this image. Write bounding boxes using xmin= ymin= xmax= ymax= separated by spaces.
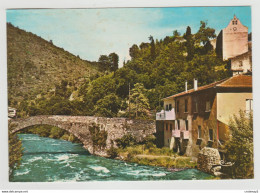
xmin=230 ymin=50 xmax=252 ymax=60
xmin=217 ymin=74 xmax=252 ymax=88
xmin=164 ymin=75 xmax=252 ymax=100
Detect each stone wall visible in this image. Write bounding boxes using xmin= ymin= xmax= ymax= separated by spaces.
xmin=9 ymin=115 xmax=156 ymax=157
xmin=197 ymin=147 xmax=221 ymax=175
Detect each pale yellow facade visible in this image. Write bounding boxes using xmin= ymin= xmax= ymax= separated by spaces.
xmin=217 ymin=92 xmax=252 ymax=125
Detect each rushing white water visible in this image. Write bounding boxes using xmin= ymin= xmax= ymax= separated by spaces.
xmin=10 ymin=134 xmax=213 ymax=182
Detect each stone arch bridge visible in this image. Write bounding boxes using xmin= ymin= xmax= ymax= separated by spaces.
xmin=9 ymin=115 xmax=155 ymax=156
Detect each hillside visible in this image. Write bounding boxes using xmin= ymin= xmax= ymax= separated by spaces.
xmin=7 ymin=23 xmax=100 ymax=107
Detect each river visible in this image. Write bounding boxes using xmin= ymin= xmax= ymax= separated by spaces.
xmin=10 ymin=134 xmax=213 ymax=182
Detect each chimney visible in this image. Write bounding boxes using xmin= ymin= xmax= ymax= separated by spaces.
xmin=185 ymin=81 xmax=188 ymax=92
xmin=194 ymin=78 xmax=198 ymax=91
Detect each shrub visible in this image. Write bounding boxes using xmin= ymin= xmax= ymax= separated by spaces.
xmin=225 ymin=111 xmax=253 ymax=179
xmin=115 ymin=134 xmax=137 ymax=148
xmin=89 ymin=123 xmax=108 ymax=151
xmin=107 ymin=146 xmax=119 ymax=159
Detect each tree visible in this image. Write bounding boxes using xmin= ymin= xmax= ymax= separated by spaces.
xmin=129 ymin=83 xmax=150 ymax=118
xmin=225 ymin=111 xmax=253 ymax=179
xmin=98 ymin=55 xmax=110 ymax=71
xmin=108 ymin=52 xmax=119 ymax=74
xmin=149 ymin=35 xmax=156 ymax=61
xmin=195 ymin=21 xmax=216 ymax=45
xmin=129 ymin=44 xmax=139 ymax=59
xmin=173 ymin=30 xmax=180 ymax=41
xmin=93 ymin=93 xmax=121 ymax=117
xmin=195 ymin=21 xmax=216 ymax=54
xmin=184 ymin=26 xmax=194 ymax=60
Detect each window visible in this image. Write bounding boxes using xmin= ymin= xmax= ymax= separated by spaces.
xmin=205 ymin=101 xmax=211 ymax=112
xmin=170 ymin=123 xmax=173 ymax=131
xmin=177 ymin=120 xmax=180 ymax=130
xmin=176 ymin=101 xmax=179 ymax=113
xmin=169 ymin=104 xmax=172 ymax=111
xmin=209 ymin=129 xmax=213 ymax=141
xmin=194 ymin=98 xmax=198 ymax=113
xmin=198 ymin=126 xmax=202 ymax=139
xmin=239 ymin=61 xmax=243 ymax=67
xmin=246 ymin=99 xmax=253 ymax=114
xmin=232 ymin=20 xmax=237 ymax=25
xmin=166 ymin=104 xmax=169 ymax=111
xmin=185 ymin=120 xmax=189 ymax=131
xmin=185 ymin=99 xmax=188 ymax=113
xmin=166 ymin=123 xmax=168 ymax=131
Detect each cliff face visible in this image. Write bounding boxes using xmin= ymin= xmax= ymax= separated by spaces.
xmin=7 ymin=23 xmax=100 ymax=106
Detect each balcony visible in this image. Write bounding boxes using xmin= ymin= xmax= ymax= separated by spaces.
xmin=156 ymin=109 xmax=176 ymax=121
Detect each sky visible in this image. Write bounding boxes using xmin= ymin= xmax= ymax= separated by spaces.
xmin=6 ymin=6 xmax=251 ymax=67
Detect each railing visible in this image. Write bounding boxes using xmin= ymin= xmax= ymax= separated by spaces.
xmin=156 ymin=109 xmax=176 ymax=121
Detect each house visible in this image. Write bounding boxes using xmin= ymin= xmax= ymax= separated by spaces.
xmin=156 ymin=75 xmax=252 ymax=158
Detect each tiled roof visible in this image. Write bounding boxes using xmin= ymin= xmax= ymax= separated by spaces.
xmin=164 ymin=75 xmax=252 ymax=99
xmin=231 ymin=50 xmax=252 ymax=60
xmin=217 ymin=74 xmax=252 ymax=88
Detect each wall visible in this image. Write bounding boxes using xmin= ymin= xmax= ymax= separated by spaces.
xmin=163 ymin=120 xmax=175 ymax=147
xmin=156 ymin=121 xmax=164 ymax=148
xmin=217 ymin=92 xmax=252 ymax=125
xmin=186 ymin=89 xmax=218 ymax=158
xmin=222 ymin=18 xmax=248 ymax=60
xmin=231 ymin=51 xmax=252 ymax=75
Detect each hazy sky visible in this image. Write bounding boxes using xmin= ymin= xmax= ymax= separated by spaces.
xmin=6 ymin=7 xmax=251 ymax=67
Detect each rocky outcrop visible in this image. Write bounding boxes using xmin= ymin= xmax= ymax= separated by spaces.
xmin=9 ymin=115 xmax=155 ymax=157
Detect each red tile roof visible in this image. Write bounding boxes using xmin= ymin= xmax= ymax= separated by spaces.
xmin=164 ymin=75 xmax=252 ymax=100
xmin=217 ymin=74 xmax=252 ymax=88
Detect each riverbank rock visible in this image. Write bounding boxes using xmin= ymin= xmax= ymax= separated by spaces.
xmin=197 ymin=147 xmax=221 ymax=175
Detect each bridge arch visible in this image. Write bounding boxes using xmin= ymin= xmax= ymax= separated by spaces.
xmin=9 ymin=115 xmax=156 ymax=156
xmin=9 ymin=116 xmax=95 ymax=154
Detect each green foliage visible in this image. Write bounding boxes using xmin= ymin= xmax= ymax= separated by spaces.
xmin=9 ymin=124 xmax=23 ymax=178
xmin=94 ymin=93 xmax=121 ymax=117
xmin=129 ymin=44 xmax=139 ymax=59
xmin=225 ymin=111 xmax=254 ymax=179
xmin=109 ymin=52 xmax=119 ymax=73
xmin=98 ymin=53 xmax=119 ymax=73
xmin=195 ymin=21 xmax=216 ymax=46
xmin=107 ymin=145 xmax=119 ymax=158
xmin=118 ymin=143 xmax=196 ymax=168
xmin=129 ymin=83 xmax=150 ymax=118
xmin=149 ymin=35 xmax=156 ymax=61
xmin=115 ymin=134 xmax=137 ymax=149
xmin=89 ymin=123 xmax=108 ymax=152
